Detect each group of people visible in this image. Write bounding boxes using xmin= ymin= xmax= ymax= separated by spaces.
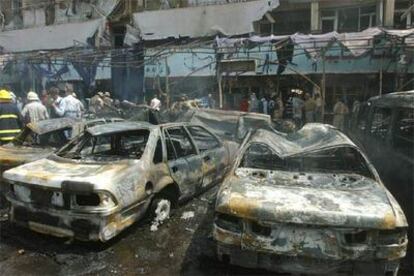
xmin=0 ymin=83 xmax=85 ymax=144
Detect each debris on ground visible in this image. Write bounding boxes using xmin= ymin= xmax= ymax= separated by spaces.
xmin=180 ymin=211 xmax=195 ymax=220
xmin=150 ymin=199 xmax=171 ymax=232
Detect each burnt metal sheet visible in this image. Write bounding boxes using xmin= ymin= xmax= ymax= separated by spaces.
xmin=0 ymin=19 xmax=106 ymax=53
xmin=166 ymin=108 xmax=281 ymax=142
xmin=27 ymin=117 xmax=79 ymax=135
xmin=86 ymin=121 xmax=155 ymax=136
xmin=132 ymin=0 xmax=280 ymax=40
xmin=250 ymin=123 xmax=357 ymax=157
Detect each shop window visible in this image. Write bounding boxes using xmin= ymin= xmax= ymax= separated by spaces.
xmin=393 ymin=108 xmax=414 ymax=157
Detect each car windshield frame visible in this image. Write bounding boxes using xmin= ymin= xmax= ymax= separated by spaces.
xmin=238 ymin=142 xmax=375 ymax=179
xmin=56 ymin=129 xmax=151 ymax=162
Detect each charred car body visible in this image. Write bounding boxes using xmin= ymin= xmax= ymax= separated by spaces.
xmin=350 ymin=91 xmax=414 ymax=270
xmin=0 ymin=117 xmax=123 ymax=208
xmin=214 ymin=124 xmax=408 ymax=275
xmin=3 ymin=122 xmax=237 ymax=241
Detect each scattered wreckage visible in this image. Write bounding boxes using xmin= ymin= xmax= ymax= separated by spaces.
xmin=167 ymin=108 xmax=278 ymax=142
xmin=0 ymin=117 xmax=123 ymax=208
xmin=214 ymin=123 xmax=408 ymax=275
xmin=3 ymin=121 xmax=238 ymax=241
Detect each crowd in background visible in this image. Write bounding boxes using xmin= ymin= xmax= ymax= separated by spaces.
xmin=1 ymin=80 xmax=359 ymax=145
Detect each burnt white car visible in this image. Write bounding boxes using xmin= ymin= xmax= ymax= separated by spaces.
xmin=214 ymin=124 xmax=408 ymax=275
xmin=3 ymin=122 xmax=237 ymax=241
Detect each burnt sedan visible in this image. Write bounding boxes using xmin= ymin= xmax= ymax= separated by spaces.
xmin=0 ymin=117 xmax=123 ymax=208
xmin=214 ymin=124 xmax=408 ymax=275
xmin=3 ymin=122 xmax=237 ymax=241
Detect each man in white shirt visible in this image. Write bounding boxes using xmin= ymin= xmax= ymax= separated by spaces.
xmin=150 ymin=95 xmax=161 ymax=111
xmin=150 ymin=95 xmax=161 ymax=124
xmin=53 ymin=83 xmax=84 ymax=119
xmin=21 ymin=91 xmax=49 ymax=124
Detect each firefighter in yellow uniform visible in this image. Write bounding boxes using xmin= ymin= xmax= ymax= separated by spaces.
xmin=0 ymin=89 xmax=22 ymax=144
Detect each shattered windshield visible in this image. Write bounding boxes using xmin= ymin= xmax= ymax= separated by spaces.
xmin=239 ymin=143 xmax=374 ymax=179
xmin=57 ymin=129 xmax=150 ymax=161
xmin=13 ymin=126 xmax=70 ymax=148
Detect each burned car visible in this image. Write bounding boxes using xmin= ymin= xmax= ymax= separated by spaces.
xmin=3 ymin=121 xmax=237 ymax=241
xmin=0 ymin=117 xmax=123 ymax=208
xmin=214 ymin=124 xmax=408 ymax=275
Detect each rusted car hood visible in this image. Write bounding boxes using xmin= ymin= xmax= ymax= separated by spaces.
xmin=0 ymin=145 xmax=52 ymax=168
xmin=2 ymin=155 xmax=139 ymax=190
xmin=217 ymin=173 xmax=406 ymax=230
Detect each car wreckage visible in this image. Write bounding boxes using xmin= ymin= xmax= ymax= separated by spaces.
xmin=214 ymin=124 xmax=408 ymax=275
xmin=3 ymin=121 xmax=237 ymax=241
xmin=0 ymin=117 xmax=123 ymax=208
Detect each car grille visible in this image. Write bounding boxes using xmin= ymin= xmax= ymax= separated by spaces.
xmin=14 ymin=207 xmax=59 ymax=226
xmin=13 ymin=184 xmax=71 ymax=209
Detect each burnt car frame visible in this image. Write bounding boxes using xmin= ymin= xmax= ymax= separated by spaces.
xmin=3 ymin=121 xmax=237 ymax=241
xmin=0 ymin=117 xmax=123 ymax=208
xmin=214 ymin=124 xmax=408 ymax=275
xmin=350 ymin=91 xmax=414 ymax=271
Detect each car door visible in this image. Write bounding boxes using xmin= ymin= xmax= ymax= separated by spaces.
xmin=163 ymin=126 xmax=203 ymax=198
xmin=186 ymin=125 xmax=227 ymax=189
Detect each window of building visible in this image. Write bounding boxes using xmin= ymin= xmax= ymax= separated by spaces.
xmin=321 ymin=10 xmax=337 ymax=33
xmin=394 ymin=0 xmax=414 ymax=29
xmin=11 ymin=0 xmax=23 ymax=27
xmin=262 ymin=10 xmax=310 ymax=35
xmin=321 ymin=5 xmax=377 ymax=33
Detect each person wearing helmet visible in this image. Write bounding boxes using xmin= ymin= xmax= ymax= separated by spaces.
xmin=21 ymin=91 xmax=49 ymax=124
xmin=0 ymin=89 xmax=23 ymax=144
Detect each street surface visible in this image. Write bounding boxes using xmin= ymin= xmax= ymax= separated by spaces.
xmin=0 ymin=187 xmax=276 ymax=276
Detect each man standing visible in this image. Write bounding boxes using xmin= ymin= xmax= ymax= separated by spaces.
xmin=49 ymin=87 xmax=62 ymax=118
xmin=89 ymin=91 xmax=105 ymax=114
xmin=150 ymin=95 xmax=162 ymax=124
xmin=304 ymin=93 xmax=317 ymax=123
xmin=53 ymin=83 xmax=84 ymax=119
xmin=21 ymin=91 xmax=49 ymax=124
xmin=333 ymin=97 xmax=349 ymax=131
xmin=0 ymin=89 xmax=22 ymax=144
xmin=292 ymin=92 xmax=304 ymax=127
xmin=207 ymin=93 xmax=216 ymax=109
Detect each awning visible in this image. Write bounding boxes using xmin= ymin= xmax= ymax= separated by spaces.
xmin=132 ymin=0 xmax=279 ymax=40
xmin=0 ymin=19 xmax=106 ymax=53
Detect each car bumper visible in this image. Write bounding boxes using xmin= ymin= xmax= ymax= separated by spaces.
xmin=216 ymin=243 xmax=401 ymax=275
xmin=213 ymin=225 xmax=405 ymax=275
xmin=8 ymin=197 xmax=150 ymax=242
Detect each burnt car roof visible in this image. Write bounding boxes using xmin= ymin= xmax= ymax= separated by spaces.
xmin=251 ymin=123 xmax=357 ymax=157
xmin=27 ymin=117 xmax=79 ymax=135
xmin=86 ymin=121 xmax=155 ymax=136
xmin=368 ymin=91 xmax=414 ymax=109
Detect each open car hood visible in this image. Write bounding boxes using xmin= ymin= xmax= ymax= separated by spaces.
xmin=216 ymin=174 xmax=407 ymax=229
